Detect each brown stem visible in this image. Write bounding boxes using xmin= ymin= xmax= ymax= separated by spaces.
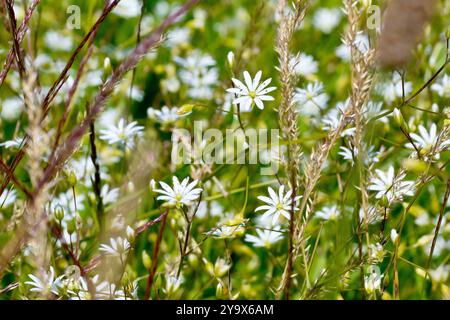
xmin=144 ymin=209 xmax=169 ymax=300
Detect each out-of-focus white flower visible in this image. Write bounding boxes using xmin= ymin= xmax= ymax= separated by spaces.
xmin=369 ymin=166 xmax=415 ymax=203
xmin=99 ymin=118 xmax=144 ymax=148
xmin=312 ymin=8 xmax=342 ymax=33
xmin=165 ymin=274 xmax=183 ymax=297
xmin=290 ymin=53 xmax=318 ymax=77
xmin=26 ymin=267 xmax=64 ymax=296
xmin=431 ymin=74 xmax=450 ymax=98
xmin=154 ymin=176 xmax=202 ymax=208
xmin=381 ymin=73 xmax=412 ymax=103
xmin=245 ymin=226 xmax=284 ymax=248
xmin=255 ymin=186 xmax=300 ymax=224
xmin=101 ymin=184 xmax=119 ymax=205
xmin=390 ymin=229 xmax=398 ymax=243
xmin=316 ymin=205 xmax=340 ymax=221
xmin=0 ymin=137 xmax=24 ymax=149
xmin=0 ymin=189 xmax=17 ymax=208
xmin=147 ymin=106 xmax=183 ymax=125
xmin=175 ymin=51 xmax=218 ymax=100
xmin=205 ymin=258 xmax=231 ymax=278
xmin=364 ymin=270 xmax=382 ymax=294
xmin=44 ymin=31 xmax=73 ymax=51
xmin=295 ymin=82 xmax=329 ymax=116
xmin=336 ymin=33 xmax=369 ymax=61
xmin=99 ymin=236 xmax=131 ymax=257
xmin=227 ymin=70 xmax=276 ymax=110
xmin=369 ymin=243 xmax=385 ymax=263
xmin=166 ymin=27 xmax=191 ymax=48
xmin=429 ymin=265 xmax=449 ymax=283
xmin=1 ymin=97 xmax=23 ymax=121
xmin=112 ymin=0 xmax=141 ymax=18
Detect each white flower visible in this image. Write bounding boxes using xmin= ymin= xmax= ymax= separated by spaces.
xmin=165 ymin=274 xmax=183 ymax=296
xmin=245 ymin=226 xmax=284 ymax=248
xmin=205 ymin=258 xmax=231 ymax=278
xmin=99 ymin=118 xmax=144 ymax=148
xmin=166 ymin=27 xmax=191 ymax=48
xmin=294 ymin=82 xmax=329 ymax=116
xmin=1 ymin=97 xmax=23 ymax=121
xmin=381 ymin=73 xmax=412 ymax=103
xmin=113 ymin=0 xmax=141 ymax=18
xmin=0 ymin=136 xmax=24 ymax=149
xmin=335 ymin=33 xmax=369 ymax=61
xmin=364 ymin=270 xmax=382 ymax=294
xmin=226 ymin=70 xmax=276 ymax=110
xmin=25 ymin=267 xmax=64 ymax=296
xmin=431 ymin=74 xmax=450 ymax=98
xmin=290 ymin=53 xmax=318 ymax=77
xmin=99 ymin=237 xmax=131 ymax=257
xmin=101 ymin=185 xmax=119 ymax=205
xmin=175 ymin=51 xmax=218 ymax=99
xmin=44 ymin=31 xmax=73 ymax=51
xmin=429 ymin=265 xmax=449 ymax=283
xmin=147 ymin=106 xmax=182 ymax=125
xmin=154 ymin=176 xmax=202 ymax=207
xmin=316 ymin=205 xmax=340 ymax=220
xmin=390 ymin=229 xmax=398 ymax=243
xmin=368 ymin=166 xmax=415 ymax=203
xmin=210 ymin=223 xmax=245 ymax=239
xmin=369 ymin=243 xmax=385 ymax=263
xmin=256 ymin=186 xmax=300 ymax=224
xmin=0 ymin=189 xmax=17 ymax=207
xmin=407 ymin=123 xmax=450 ymax=160
xmin=312 ymin=8 xmax=342 ymax=33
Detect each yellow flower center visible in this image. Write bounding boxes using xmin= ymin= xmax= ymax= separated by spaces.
xmin=276 ymin=202 xmax=284 ymax=210
xmin=249 ymin=91 xmax=257 ymax=99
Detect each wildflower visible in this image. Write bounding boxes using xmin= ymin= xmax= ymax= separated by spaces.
xmin=99 ymin=118 xmax=144 ymax=148
xmin=290 ymin=53 xmax=318 ymax=77
xmin=210 ymin=224 xmax=245 ymax=239
xmin=205 ymin=258 xmax=231 ymax=278
xmin=316 ymin=205 xmax=340 ymax=221
xmin=0 ymin=136 xmax=24 ymax=149
xmin=101 ymin=184 xmax=119 ymax=205
xmin=1 ymin=97 xmax=23 ymax=121
xmin=44 ymin=31 xmax=73 ymax=51
xmin=431 ymin=74 xmax=450 ymax=98
xmin=368 ymin=166 xmax=415 ymax=203
xmin=226 ymin=70 xmax=276 ymax=110
xmin=99 ymin=237 xmax=131 ymax=257
xmin=0 ymin=189 xmax=17 ymax=207
xmin=147 ymin=106 xmax=183 ymax=125
xmin=25 ymin=267 xmax=64 ymax=296
xmin=390 ymin=229 xmax=398 ymax=243
xmin=165 ymin=274 xmax=183 ymax=297
xmin=154 ymin=176 xmax=202 ymax=208
xmin=359 ymin=205 xmax=383 ymax=225
xmin=175 ymin=51 xmax=218 ymax=99
xmin=112 ymin=0 xmax=141 ymax=18
xmin=364 ymin=270 xmax=382 ymax=295
xmin=429 ymin=265 xmax=449 ymax=283
xmin=312 ymin=8 xmax=342 ymax=33
xmin=369 ymin=243 xmax=385 ymax=263
xmin=294 ymin=82 xmax=329 ymax=116
xmin=245 ymin=226 xmax=284 ymax=248
xmin=335 ymin=33 xmax=369 ymax=61
xmin=255 ymin=186 xmax=300 ymax=224
xmin=381 ymin=73 xmax=412 ymax=103
xmin=407 ymin=123 xmax=450 ymax=160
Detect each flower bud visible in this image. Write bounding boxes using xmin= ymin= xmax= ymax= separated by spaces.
xmin=227 ymin=51 xmax=235 ymax=68
xmin=54 ymin=206 xmax=65 ymax=221
xmin=142 ymin=251 xmax=152 ymax=269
